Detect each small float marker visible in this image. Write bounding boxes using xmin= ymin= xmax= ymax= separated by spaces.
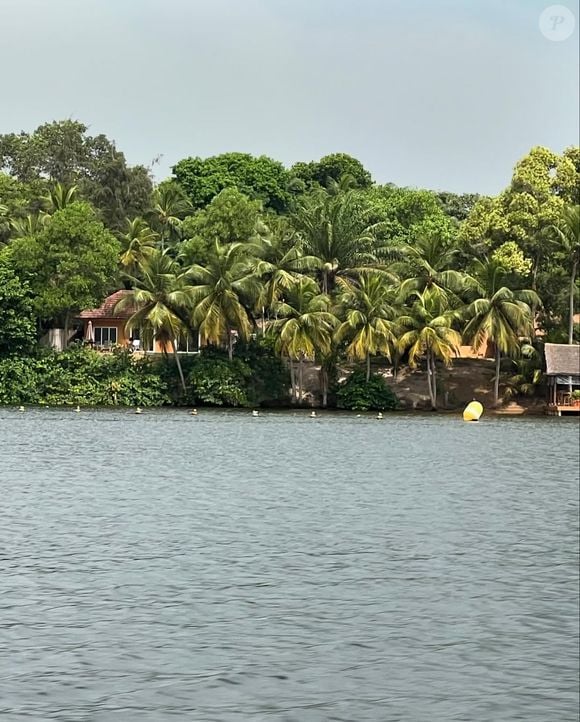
xmin=135 ymin=407 xmax=143 ymax=415
xmin=190 ymin=408 xmax=198 ymax=416
xmin=252 ymin=410 xmax=259 ymax=417
xmin=376 ymin=412 xmax=383 ymax=420
xmin=75 ymin=405 xmax=81 ymax=413
xmin=310 ymin=411 xmax=317 ymax=418
xmin=18 ymin=406 xmax=25 ymax=412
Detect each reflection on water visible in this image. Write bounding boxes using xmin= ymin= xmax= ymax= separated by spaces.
xmin=1 ymin=409 xmax=578 ymax=721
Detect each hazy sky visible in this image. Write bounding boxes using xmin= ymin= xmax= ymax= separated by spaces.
xmin=1 ymin=0 xmax=578 ymax=194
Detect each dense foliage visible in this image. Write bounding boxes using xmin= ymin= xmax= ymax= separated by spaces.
xmin=0 ymin=346 xmax=168 ymax=407
xmin=336 ymin=370 xmax=399 ymax=411
xmin=1 ymin=119 xmax=578 ymax=409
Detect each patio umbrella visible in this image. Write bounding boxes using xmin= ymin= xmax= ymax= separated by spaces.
xmin=84 ymin=320 xmax=94 ymax=343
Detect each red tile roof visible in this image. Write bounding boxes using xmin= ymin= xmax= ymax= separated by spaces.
xmin=78 ymin=290 xmax=135 ymax=319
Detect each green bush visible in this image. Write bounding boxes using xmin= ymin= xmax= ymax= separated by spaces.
xmin=236 ymin=338 xmax=290 ymax=406
xmin=0 ymin=345 xmax=169 ymax=407
xmin=186 ymin=354 xmax=251 ymax=406
xmin=336 ymin=370 xmax=398 ymax=411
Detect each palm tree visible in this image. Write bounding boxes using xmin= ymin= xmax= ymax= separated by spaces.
xmin=550 ymin=204 xmax=580 ymax=344
xmin=397 ymin=234 xmax=470 ymax=305
xmin=270 ymin=277 xmax=338 ymax=403
xmin=116 ymin=250 xmax=194 ymax=393
xmin=291 ymin=188 xmax=388 ymax=294
xmin=397 ymin=290 xmax=462 ymax=410
xmin=117 ymin=217 xmax=158 ymax=273
xmin=10 ymin=212 xmax=50 ymax=238
xmin=248 ymin=222 xmax=317 ymax=326
xmin=147 ymin=183 xmax=192 ymax=250
xmin=44 ymin=182 xmax=79 ymax=213
xmin=463 ymin=258 xmax=539 ymax=406
xmin=188 ymin=242 xmax=260 ymax=360
xmin=335 ymin=273 xmax=397 ymax=381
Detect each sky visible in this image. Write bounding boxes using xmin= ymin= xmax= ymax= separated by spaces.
xmin=0 ymin=0 xmax=578 ymax=194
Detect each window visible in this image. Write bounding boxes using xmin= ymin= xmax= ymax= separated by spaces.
xmin=128 ymin=327 xmax=154 ymax=352
xmin=176 ymin=333 xmax=200 ymax=353
xmin=94 ymin=326 xmax=117 ymax=347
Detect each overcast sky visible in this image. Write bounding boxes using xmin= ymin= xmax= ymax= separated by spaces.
xmin=0 ymin=0 xmax=578 ymax=194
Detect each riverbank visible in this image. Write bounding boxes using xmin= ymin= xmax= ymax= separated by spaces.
xmin=0 ymin=346 xmax=551 ymax=413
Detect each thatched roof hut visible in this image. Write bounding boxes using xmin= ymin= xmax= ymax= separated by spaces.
xmin=544 ymin=343 xmax=580 ymax=377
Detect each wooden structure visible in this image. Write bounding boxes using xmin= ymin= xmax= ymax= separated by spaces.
xmin=544 ymin=343 xmax=580 ymax=416
xmin=78 ymin=291 xmax=200 ymax=355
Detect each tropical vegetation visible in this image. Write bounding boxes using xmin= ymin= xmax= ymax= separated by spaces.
xmin=1 ymin=120 xmax=578 ymax=410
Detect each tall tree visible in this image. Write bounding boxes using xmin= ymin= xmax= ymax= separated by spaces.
xmin=463 ymin=259 xmax=539 ymax=405
xmin=335 ymin=273 xmax=397 ymax=381
xmin=173 ymin=152 xmax=291 ymax=212
xmin=0 ymin=262 xmax=36 ymax=355
xmin=5 ymin=201 xmax=120 ymax=337
xmin=549 ymin=204 xmax=580 ymax=344
xmin=147 ymin=182 xmax=192 ymax=250
xmin=397 ymin=234 xmax=469 ymax=305
xmin=397 ymin=290 xmax=462 ymax=410
xmin=117 ymin=218 xmax=158 ymax=274
xmin=291 ymin=153 xmax=373 ymax=191
xmin=188 ymin=242 xmax=260 ymax=361
xmin=117 ymin=251 xmax=194 ymax=393
xmin=291 ymin=188 xmax=388 ymax=294
xmin=0 ymin=120 xmax=153 ymax=228
xmin=270 ymin=277 xmax=337 ymax=403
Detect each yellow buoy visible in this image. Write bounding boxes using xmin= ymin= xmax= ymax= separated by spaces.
xmin=463 ymin=401 xmax=483 ymax=422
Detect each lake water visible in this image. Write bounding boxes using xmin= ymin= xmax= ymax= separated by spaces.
xmin=1 ymin=408 xmax=578 ymax=721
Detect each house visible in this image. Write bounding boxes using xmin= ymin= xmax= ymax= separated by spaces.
xmin=456 ymin=339 xmax=495 ymax=360
xmin=544 ymin=343 xmax=580 ymax=415
xmin=78 ymin=291 xmax=200 ymax=354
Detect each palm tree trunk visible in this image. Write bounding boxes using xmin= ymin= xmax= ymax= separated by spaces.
xmin=170 ymin=339 xmax=187 ymax=394
xmin=432 ymin=354 xmax=438 ymax=409
xmin=320 ymin=365 xmax=328 ymax=408
xmin=289 ymin=358 xmax=296 ymax=404
xmin=426 ymin=352 xmax=436 ymax=410
xmin=366 ymin=353 xmax=371 ymax=382
xmin=494 ymin=345 xmax=501 ymax=406
xmin=569 ymin=260 xmax=577 ymax=344
xmin=228 ymin=329 xmax=234 ymax=361
xmin=298 ymin=357 xmax=304 ymax=404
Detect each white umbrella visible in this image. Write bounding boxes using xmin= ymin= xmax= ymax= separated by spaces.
xmin=84 ymin=320 xmax=94 ymax=343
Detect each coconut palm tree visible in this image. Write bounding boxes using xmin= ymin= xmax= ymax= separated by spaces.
xmin=335 ymin=272 xmax=398 ymax=381
xmin=397 ymin=234 xmax=470 ymax=305
xmin=147 ymin=183 xmax=192 ymax=250
xmin=116 ymin=250 xmax=194 ymax=393
xmin=463 ymin=258 xmax=539 ymax=406
xmin=188 ymin=242 xmax=260 ymax=360
xmin=397 ymin=290 xmax=462 ymax=410
xmin=291 ymin=188 xmax=388 ymax=294
xmin=270 ymin=277 xmax=338 ymax=403
xmin=248 ymin=222 xmax=317 ymax=326
xmin=117 ymin=217 xmax=158 ymax=273
xmin=550 ymin=204 xmax=580 ymax=344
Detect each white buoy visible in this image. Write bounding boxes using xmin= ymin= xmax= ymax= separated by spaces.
xmin=75 ymin=405 xmax=81 ymax=413
xmin=252 ymin=410 xmax=259 ymax=417
xmin=18 ymin=406 xmax=25 ymax=412
xmin=310 ymin=411 xmax=317 ymax=418
xmin=135 ymin=407 xmax=143 ymax=415
xmin=190 ymin=408 xmax=198 ymax=416
xmin=376 ymin=412 xmax=383 ymax=420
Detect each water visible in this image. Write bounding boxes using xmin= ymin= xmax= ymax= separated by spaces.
xmin=1 ymin=408 xmax=578 ymax=722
